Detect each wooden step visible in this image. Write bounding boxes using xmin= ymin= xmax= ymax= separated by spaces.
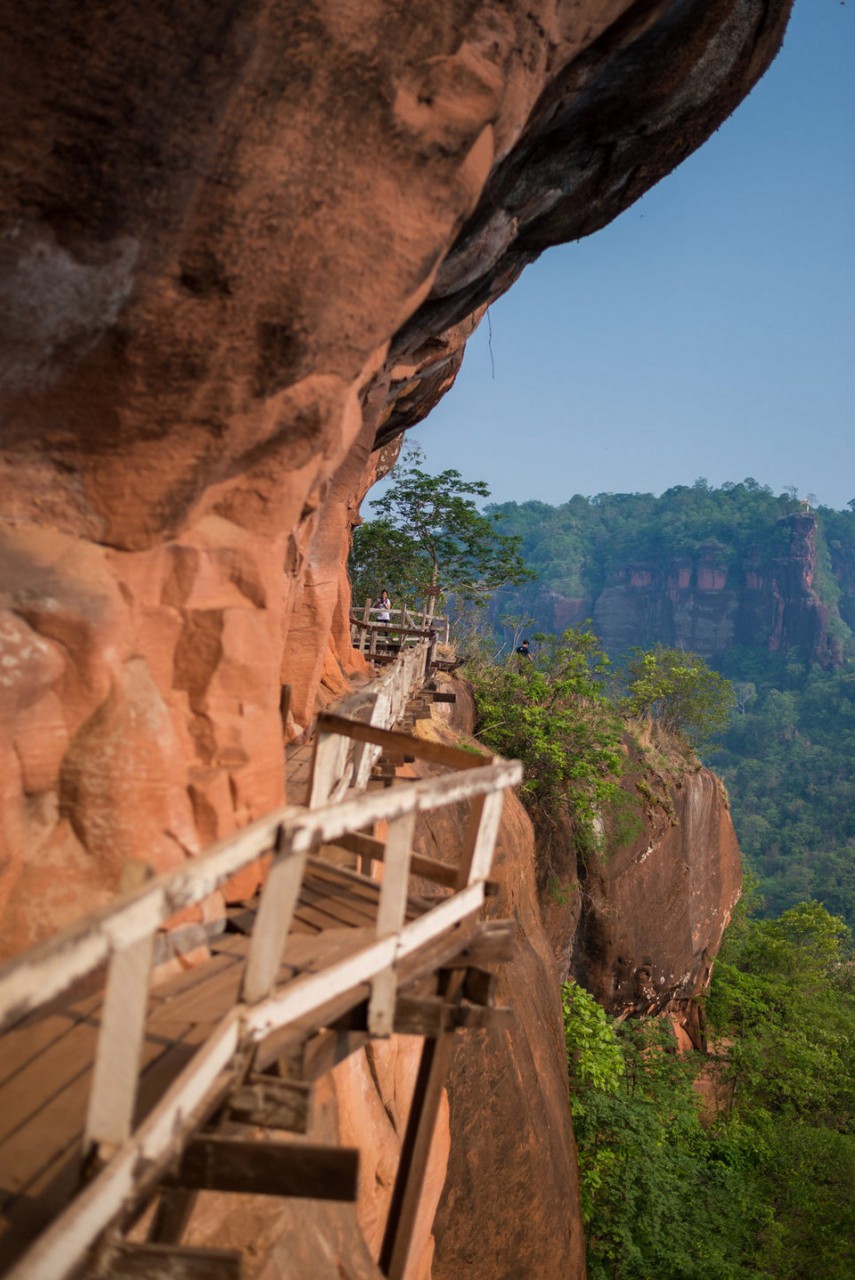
xmin=92 ymin=1242 xmax=242 ymax=1279
xmin=161 ymin=1135 xmax=359 ymax=1201
xmin=224 ymin=1075 xmax=312 ymax=1132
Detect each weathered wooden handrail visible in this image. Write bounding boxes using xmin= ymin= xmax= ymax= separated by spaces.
xmin=0 ymin=719 xmax=521 ymax=1280
xmin=350 ymin=607 xmax=450 ymax=651
xmin=0 ymin=758 xmax=518 ymax=1034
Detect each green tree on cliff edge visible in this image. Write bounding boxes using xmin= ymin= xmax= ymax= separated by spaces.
xmin=349 ymin=444 xmax=533 ymax=608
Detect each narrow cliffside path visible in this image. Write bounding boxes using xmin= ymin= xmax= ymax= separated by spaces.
xmin=0 ymin=643 xmax=521 ymax=1280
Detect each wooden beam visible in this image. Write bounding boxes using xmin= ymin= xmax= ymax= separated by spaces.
xmin=379 ymin=972 xmax=464 ymax=1280
xmin=161 ymin=1135 xmax=359 ymax=1201
xmin=314 ymin=713 xmax=490 ymax=771
xmin=461 ymin=966 xmax=497 ymax=1006
xmin=96 ymin=1242 xmax=242 ymax=1279
xmin=84 ymin=930 xmax=155 ymax=1156
xmin=368 ymin=809 xmax=416 ymax=1037
xmin=329 ymin=995 xmax=512 ymax=1037
xmin=457 ymin=789 xmax=505 ymax=889
xmin=147 ymin=1189 xmax=198 ymax=1246
xmin=333 ymin=832 xmax=458 ymax=890
xmin=224 ymin=1076 xmax=312 ymax=1132
xmin=456 ymin=921 xmax=516 ymax=966
xmin=242 ymin=827 xmax=308 ymax=1005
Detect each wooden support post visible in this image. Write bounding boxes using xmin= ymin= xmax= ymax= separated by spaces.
xmin=379 ymin=971 xmax=464 ymax=1280
xmin=331 ymin=832 xmax=458 ymax=890
xmin=83 ymin=928 xmax=155 ymax=1158
xmin=350 ymin=691 xmax=386 ymax=792
xmin=307 ymin=727 xmax=349 ymax=809
xmin=224 ymin=1075 xmax=312 ymax=1132
xmin=147 ymin=1189 xmax=197 ymax=1247
xmin=456 ymin=920 xmax=516 ymax=966
xmin=98 ymin=1242 xmax=243 ymax=1279
xmin=243 ymin=827 xmax=308 ymax=1005
xmin=368 ymin=808 xmax=416 ymax=1037
xmin=456 ymin=789 xmax=505 ymax=889
xmin=161 ymin=1135 xmax=359 ymax=1201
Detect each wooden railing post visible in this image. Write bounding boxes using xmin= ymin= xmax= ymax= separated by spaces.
xmin=83 ymin=927 xmax=155 ymax=1158
xmin=456 ymin=790 xmax=505 ymax=889
xmin=368 ymin=808 xmax=416 ymax=1036
xmin=307 ymin=725 xmax=350 ymax=809
xmin=243 ymin=826 xmax=308 ymax=1005
xmin=351 ymin=692 xmax=387 ymax=791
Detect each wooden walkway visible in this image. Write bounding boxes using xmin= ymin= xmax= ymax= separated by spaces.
xmin=0 ymin=642 xmax=521 ymax=1280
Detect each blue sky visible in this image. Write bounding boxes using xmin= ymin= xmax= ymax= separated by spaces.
xmin=407 ymin=0 xmax=855 ymax=512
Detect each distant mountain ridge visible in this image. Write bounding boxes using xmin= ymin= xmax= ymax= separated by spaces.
xmin=487 ymin=482 xmax=855 ymax=925
xmin=488 ymin=482 xmax=854 ymax=666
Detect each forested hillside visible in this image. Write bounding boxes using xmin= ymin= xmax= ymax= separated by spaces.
xmin=487 ymin=482 xmax=855 ymax=924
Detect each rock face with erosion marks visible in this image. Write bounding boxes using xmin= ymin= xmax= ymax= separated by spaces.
xmin=570 ymin=746 xmax=742 ymax=1034
xmin=0 ymin=0 xmax=793 ymax=948
xmin=533 ymin=512 xmax=841 ymax=667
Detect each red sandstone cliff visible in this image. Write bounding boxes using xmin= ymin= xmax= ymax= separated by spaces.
xmin=533 ymin=512 xmax=841 ymax=668
xmin=0 ymin=0 xmax=793 ymax=951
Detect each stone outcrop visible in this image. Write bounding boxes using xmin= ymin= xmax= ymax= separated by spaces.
xmin=0 ymin=1 xmax=794 ymax=949
xmin=570 ymin=750 xmax=741 ymax=1015
xmin=530 ymin=512 xmax=840 ymax=667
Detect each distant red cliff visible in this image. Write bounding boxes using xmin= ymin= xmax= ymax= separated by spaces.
xmin=536 ymin=513 xmax=840 ymax=668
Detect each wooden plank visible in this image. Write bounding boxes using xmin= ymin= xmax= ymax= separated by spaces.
xmin=162 ymin=1135 xmax=359 ymax=1202
xmin=147 ymin=967 xmax=244 ymax=1031
xmin=0 ymin=1017 xmax=100 ymax=1148
xmin=307 ymin=730 xmax=351 ymax=809
xmin=457 ymin=789 xmax=505 ymax=889
xmin=94 ymin=1242 xmax=242 ymax=1280
xmin=379 ymin=971 xmax=465 ymax=1280
xmin=462 ymin=967 xmax=497 ymax=1006
xmin=333 ymin=832 xmax=458 ymax=890
xmin=224 ymin=1076 xmax=312 ymax=1132
xmin=84 ymin=931 xmax=155 ymax=1154
xmin=368 ymin=810 xmax=416 ymax=1038
xmin=243 ymin=828 xmax=308 ymax=1005
xmin=0 ymin=1009 xmax=84 ymax=1089
xmin=453 ymin=921 xmax=516 ymax=967
xmin=305 ymin=859 xmax=384 ymax=908
xmin=146 ymin=1188 xmax=198 ymax=1248
xmin=314 ymin=713 xmax=490 ymax=772
xmin=0 ymin=1016 xmax=197 ymax=1228
xmin=298 ymin=882 xmax=378 ymax=929
xmin=4 ymin=1016 xmax=243 ymax=1280
xmin=0 ymin=1021 xmax=203 ymax=1270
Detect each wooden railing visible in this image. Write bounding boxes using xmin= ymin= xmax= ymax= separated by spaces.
xmin=350 ymin=603 xmax=450 ymax=656
xmin=0 ymin=679 xmax=521 ymax=1280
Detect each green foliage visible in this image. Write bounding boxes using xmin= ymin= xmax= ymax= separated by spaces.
xmin=562 ymin=980 xmax=623 ymax=1099
xmin=703 ymin=902 xmax=855 ymax=1278
xmin=567 ymin=1007 xmax=756 ymax=1280
xmin=713 ymin=662 xmax=855 ymax=925
xmin=485 ymin=479 xmax=807 ymax=620
xmin=566 ymin=903 xmax=855 ymax=1280
xmin=621 ymin=645 xmax=735 ymax=748
xmin=469 ymin=627 xmax=628 ymax=854
xmin=349 ymin=445 xmax=532 ymax=608
xmin=483 ymin=484 xmax=855 ymax=926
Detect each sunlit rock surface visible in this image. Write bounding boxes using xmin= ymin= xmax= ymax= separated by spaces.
xmin=0 ymin=0 xmax=792 ymax=947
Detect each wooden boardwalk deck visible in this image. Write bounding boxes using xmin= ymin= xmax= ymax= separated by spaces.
xmin=0 ymin=863 xmax=429 ymax=1271
xmin=0 ymin=644 xmax=521 ymax=1280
